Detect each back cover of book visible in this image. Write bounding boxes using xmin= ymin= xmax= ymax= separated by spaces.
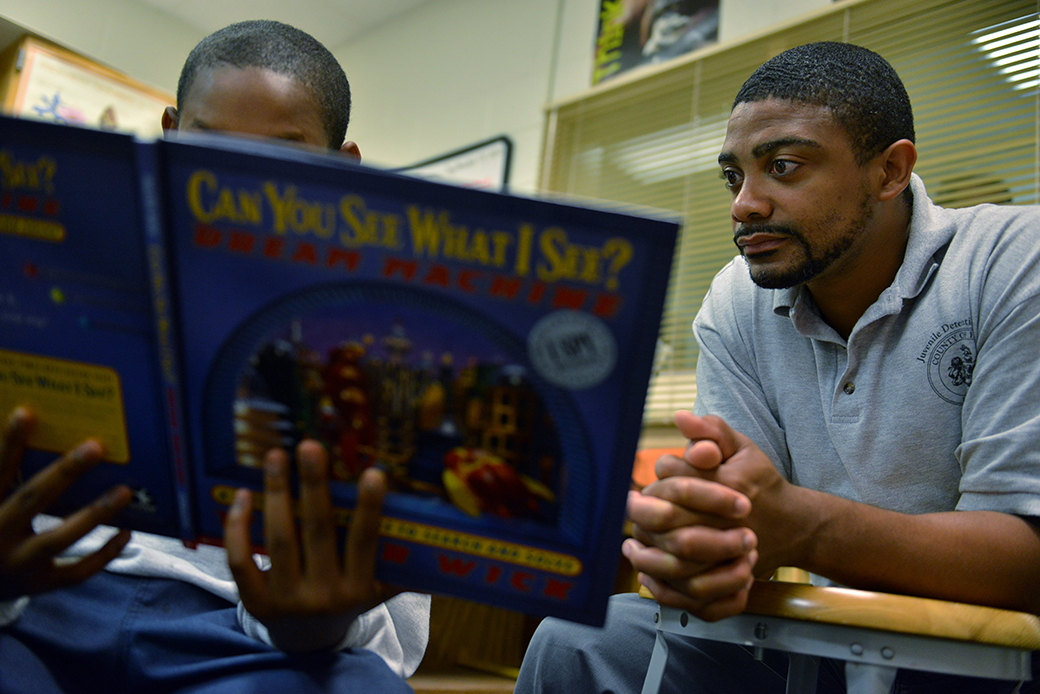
xmin=0 ymin=116 xmax=186 ymax=538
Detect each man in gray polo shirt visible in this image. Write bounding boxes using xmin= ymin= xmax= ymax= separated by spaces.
xmin=516 ymin=41 xmax=1040 ymax=693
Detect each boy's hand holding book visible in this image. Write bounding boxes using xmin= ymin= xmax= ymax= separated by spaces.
xmin=0 ymin=407 xmax=132 ymax=601
xmin=224 ymin=440 xmax=400 ymax=652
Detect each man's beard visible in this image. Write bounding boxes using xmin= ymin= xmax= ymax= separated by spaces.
xmin=735 ymin=194 xmax=874 ymax=290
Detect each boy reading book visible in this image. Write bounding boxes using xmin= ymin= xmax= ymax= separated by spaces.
xmin=0 ymin=20 xmax=429 ymax=694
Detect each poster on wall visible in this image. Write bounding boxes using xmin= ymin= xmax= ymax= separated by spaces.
xmin=593 ymin=0 xmax=720 ymax=85
xmin=2 ymin=37 xmax=172 ymax=138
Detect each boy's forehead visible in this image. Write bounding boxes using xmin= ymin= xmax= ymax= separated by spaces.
xmin=183 ymin=64 xmax=313 ymax=111
xmin=179 ymin=64 xmax=326 ymax=147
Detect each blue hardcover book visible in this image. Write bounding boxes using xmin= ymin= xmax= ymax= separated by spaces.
xmin=0 ymin=114 xmax=679 ymax=626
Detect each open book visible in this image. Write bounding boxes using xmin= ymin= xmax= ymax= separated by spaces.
xmin=0 ymin=114 xmax=678 ymax=626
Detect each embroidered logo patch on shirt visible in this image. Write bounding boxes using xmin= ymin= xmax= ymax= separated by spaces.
xmin=918 ymin=319 xmax=976 ymax=404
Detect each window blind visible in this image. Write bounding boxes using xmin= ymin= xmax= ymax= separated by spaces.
xmin=540 ymin=0 xmax=1039 ymax=429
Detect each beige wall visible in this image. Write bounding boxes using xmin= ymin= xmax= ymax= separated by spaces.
xmin=0 ymin=0 xmax=829 ymax=192
xmin=720 ymin=0 xmax=831 ymax=38
xmin=333 ymin=0 xmax=602 ymax=191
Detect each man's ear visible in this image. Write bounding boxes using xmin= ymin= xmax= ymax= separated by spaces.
xmin=339 ymin=140 xmax=361 ymax=162
xmin=162 ymin=106 xmax=179 ymax=133
xmin=876 ymin=139 xmax=917 ymax=202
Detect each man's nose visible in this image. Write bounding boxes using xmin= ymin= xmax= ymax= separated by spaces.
xmin=731 ymin=178 xmax=772 ymax=223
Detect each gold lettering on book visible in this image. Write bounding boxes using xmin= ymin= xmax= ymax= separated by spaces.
xmin=0 ymin=350 xmax=128 ymax=462
xmin=0 ymin=213 xmax=65 ymax=242
xmin=0 ymin=151 xmax=57 ymax=194
xmin=208 ymin=484 xmax=582 ymax=576
xmin=182 ymin=168 xmax=639 ymax=293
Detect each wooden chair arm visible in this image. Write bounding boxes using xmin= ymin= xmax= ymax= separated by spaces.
xmin=639 ymin=580 xmax=1040 ymax=650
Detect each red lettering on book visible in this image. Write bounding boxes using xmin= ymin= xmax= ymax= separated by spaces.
xmin=437 ymin=555 xmax=477 ymax=577
xmin=165 ymin=387 xmax=180 ymax=428
xmin=527 ymin=281 xmax=546 ymax=305
xmin=550 ymin=286 xmax=587 ymax=310
xmin=17 ymin=195 xmax=37 ymax=213
xmin=327 ymin=248 xmax=360 ymax=271
xmin=457 ymin=269 xmax=481 ymax=293
xmin=489 ymin=275 xmax=523 ymax=300
xmin=423 ymin=264 xmax=451 ymax=288
xmin=194 ymin=225 xmax=222 ymax=248
xmin=383 ymin=257 xmax=419 ymax=280
xmin=543 ymin=578 xmax=574 ymax=600
xmin=291 ymin=242 xmax=318 ymax=265
xmin=228 ymin=230 xmax=256 ymax=254
xmin=262 ymin=236 xmax=285 ymax=258
xmin=591 ymin=293 xmax=622 ymax=318
xmin=382 ymin=543 xmax=410 ymax=565
xmin=484 ymin=565 xmax=502 ymax=584
xmin=510 ymin=571 xmax=534 ymax=593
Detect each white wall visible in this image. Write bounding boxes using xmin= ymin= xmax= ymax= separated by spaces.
xmin=0 ymin=0 xmax=830 ymax=192
xmin=333 ymin=0 xmax=601 ymax=191
xmin=720 ymin=0 xmax=830 ymax=41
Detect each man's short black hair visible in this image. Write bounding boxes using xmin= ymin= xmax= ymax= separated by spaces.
xmin=733 ymin=41 xmax=915 ymax=164
xmin=178 ymin=20 xmax=351 ymax=149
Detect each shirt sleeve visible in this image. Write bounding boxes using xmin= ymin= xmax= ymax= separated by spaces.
xmin=348 ymin=592 xmax=430 ymax=678
xmin=0 ymin=596 xmax=29 ymax=628
xmin=238 ymin=591 xmax=431 ymax=678
xmin=954 ymin=209 xmax=1040 ymax=517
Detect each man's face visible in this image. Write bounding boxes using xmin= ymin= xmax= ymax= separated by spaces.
xmin=173 ymin=64 xmax=330 ymax=149
xmin=717 ymin=98 xmax=876 ymax=289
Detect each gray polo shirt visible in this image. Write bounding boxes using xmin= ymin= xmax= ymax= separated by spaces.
xmin=693 ymin=174 xmax=1040 ymax=517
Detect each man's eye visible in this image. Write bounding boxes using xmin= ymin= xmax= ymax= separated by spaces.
xmin=719 ymin=169 xmax=742 ymax=189
xmin=771 ymin=159 xmax=799 ymax=176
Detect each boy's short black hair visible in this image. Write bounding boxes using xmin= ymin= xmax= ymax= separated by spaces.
xmin=178 ymin=20 xmax=351 ymax=149
xmin=734 ymin=41 xmax=915 ymax=164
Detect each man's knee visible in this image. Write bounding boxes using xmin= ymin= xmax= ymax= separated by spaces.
xmin=517 ymin=593 xmax=658 ymax=694
xmin=529 ymin=593 xmax=655 ymax=656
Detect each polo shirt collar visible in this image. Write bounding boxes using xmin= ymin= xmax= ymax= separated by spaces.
xmin=893 ymin=173 xmax=956 ymax=301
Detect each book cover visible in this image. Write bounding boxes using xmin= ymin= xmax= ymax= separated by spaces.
xmin=0 ymin=115 xmax=679 ymax=625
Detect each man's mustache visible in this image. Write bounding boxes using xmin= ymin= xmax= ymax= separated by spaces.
xmin=733 ymin=224 xmax=800 ymax=249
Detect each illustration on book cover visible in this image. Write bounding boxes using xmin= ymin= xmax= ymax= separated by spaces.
xmin=227 ymin=301 xmax=562 ymax=524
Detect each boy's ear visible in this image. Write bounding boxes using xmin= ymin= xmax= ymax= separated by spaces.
xmin=340 ymin=140 xmax=361 ymax=162
xmin=162 ymin=106 xmax=179 ymax=132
